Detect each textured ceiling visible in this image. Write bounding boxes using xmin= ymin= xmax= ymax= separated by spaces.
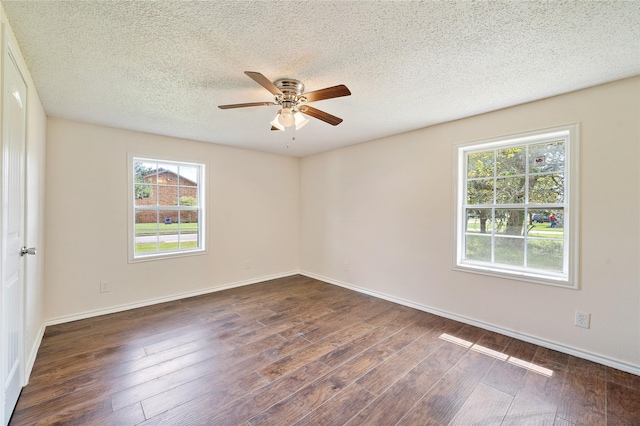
xmin=3 ymin=1 xmax=640 ymax=157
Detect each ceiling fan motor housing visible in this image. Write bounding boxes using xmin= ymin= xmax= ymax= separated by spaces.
xmin=275 ymin=79 xmax=305 ymax=96
xmin=274 ymin=79 xmax=307 ymax=109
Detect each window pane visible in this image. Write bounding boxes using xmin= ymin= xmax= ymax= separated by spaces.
xmin=530 ymin=141 xmax=564 ymax=173
xmin=159 ymin=210 xmax=178 ymax=226
xmin=527 ymin=209 xmax=564 ymax=239
xmin=179 ymin=211 xmax=198 ymax=250
xmin=179 ymin=165 xmax=199 ymax=187
xmin=527 ymin=239 xmax=564 ymax=272
xmin=134 ymin=160 xmax=157 ymax=206
xmin=134 ymin=184 xmax=155 ymax=205
xmin=467 ymin=178 xmax=493 ymax=204
xmin=157 ymin=185 xmax=179 ymax=206
xmin=179 ymin=237 xmax=198 ymax=250
xmin=136 ymin=209 xmax=157 ymax=229
xmin=135 ymin=210 xmax=159 ymax=253
xmin=467 ymin=151 xmax=494 ymax=179
xmin=495 ymin=236 xmax=524 ymax=266
xmin=465 ymin=209 xmax=493 ymax=234
xmin=134 ymin=161 xmax=156 ymax=180
xmin=179 ymin=209 xmax=198 ymax=225
xmin=495 ymin=209 xmax=525 ymax=236
xmin=158 ymin=233 xmax=180 ymax=252
xmin=529 ymin=173 xmax=564 ymax=203
xmin=549 ymin=208 xmax=564 ymax=232
xmin=157 ymin=164 xmax=179 ymax=186
xmin=528 ymin=209 xmax=550 ymax=225
xmin=496 ymin=147 xmax=525 ymax=176
xmin=178 ymin=187 xmax=199 ymax=206
xmin=135 ymin=235 xmax=159 ymax=254
xmin=496 ymin=177 xmax=525 ymax=204
xmin=465 ymin=234 xmax=491 ymax=262
xmin=158 ymin=209 xmax=179 ymax=252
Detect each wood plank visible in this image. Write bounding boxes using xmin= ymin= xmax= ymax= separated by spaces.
xmin=316 ymin=322 xmax=407 ymax=368
xmin=356 ymin=327 xmax=447 ymax=395
xmin=606 ymin=366 xmax=640 ymax=390
xmin=606 ymin=381 xmax=640 ymax=426
xmin=291 ymin=383 xmax=375 ymax=426
xmin=347 ymin=341 xmax=469 ymax=425
xmin=502 ymin=364 xmax=567 ymax=425
xmin=395 ymin=349 xmax=497 ymax=425
xmin=257 ymin=322 xmax=374 ymax=381
xmin=449 ymin=382 xmax=513 ymax=425
xmin=556 ymin=370 xmax=606 ymax=425
xmin=481 ymin=338 xmax=539 ymax=396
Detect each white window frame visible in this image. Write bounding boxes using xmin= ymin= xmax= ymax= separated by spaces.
xmin=454 ymin=124 xmax=579 ymax=288
xmin=127 ymin=154 xmax=207 ymax=263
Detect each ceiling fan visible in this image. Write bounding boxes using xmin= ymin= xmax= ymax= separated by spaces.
xmin=218 ymin=71 xmax=351 ymax=131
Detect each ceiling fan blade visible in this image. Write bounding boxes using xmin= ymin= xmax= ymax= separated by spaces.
xmin=218 ymin=102 xmax=274 ymax=109
xmin=244 ymin=71 xmax=283 ymax=95
xmin=299 ymin=105 xmax=343 ymax=126
xmin=302 ymin=84 xmax=351 ymax=103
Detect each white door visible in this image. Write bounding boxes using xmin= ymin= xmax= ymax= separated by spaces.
xmin=1 ymin=39 xmax=27 ymax=425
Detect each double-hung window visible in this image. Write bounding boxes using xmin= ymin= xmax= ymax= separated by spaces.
xmin=129 ymin=156 xmax=206 ymax=261
xmin=455 ymin=125 xmax=579 ymax=287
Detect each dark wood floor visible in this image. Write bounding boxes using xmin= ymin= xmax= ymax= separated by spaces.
xmin=10 ymin=275 xmax=640 ymax=425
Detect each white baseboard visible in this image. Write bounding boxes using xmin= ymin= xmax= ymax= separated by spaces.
xmin=300 ymin=270 xmax=640 ymax=376
xmin=24 ymin=322 xmax=45 ymax=385
xmin=44 ymin=271 xmax=300 ymax=327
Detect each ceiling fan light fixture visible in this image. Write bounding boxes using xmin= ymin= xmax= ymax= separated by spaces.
xmin=278 ymin=108 xmax=295 ymax=127
xmin=294 ymin=112 xmax=309 ymax=130
xmin=270 ymin=114 xmax=285 ymax=131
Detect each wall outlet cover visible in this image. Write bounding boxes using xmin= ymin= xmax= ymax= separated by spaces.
xmin=575 ymin=311 xmax=590 ymax=329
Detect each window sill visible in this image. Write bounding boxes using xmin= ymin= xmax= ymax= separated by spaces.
xmin=128 ymin=248 xmax=207 ymax=264
xmin=453 ymin=262 xmax=577 ymax=289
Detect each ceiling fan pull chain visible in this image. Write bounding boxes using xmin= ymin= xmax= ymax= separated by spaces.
xmin=287 ymin=126 xmax=296 ymax=149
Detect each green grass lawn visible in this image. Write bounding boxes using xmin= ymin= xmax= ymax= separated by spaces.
xmin=135 ymin=223 xmax=198 ymax=235
xmin=466 ymin=218 xmax=563 ymax=238
xmin=465 ymin=217 xmax=564 ymax=271
xmin=135 ymin=241 xmax=198 ymax=253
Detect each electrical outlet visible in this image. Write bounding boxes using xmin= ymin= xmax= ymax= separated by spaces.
xmin=574 ymin=311 xmax=590 ymax=329
xmin=100 ymin=281 xmax=110 ymax=293
xmin=343 ymin=262 xmax=349 ymax=271
xmin=245 ymin=261 xmax=251 ymax=269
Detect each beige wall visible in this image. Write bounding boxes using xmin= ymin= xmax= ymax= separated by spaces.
xmin=300 ymin=77 xmax=640 ymax=370
xmin=45 ymin=119 xmax=300 ymax=320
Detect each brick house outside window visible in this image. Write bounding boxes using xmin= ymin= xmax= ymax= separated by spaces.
xmin=136 ymin=169 xmax=198 ymax=224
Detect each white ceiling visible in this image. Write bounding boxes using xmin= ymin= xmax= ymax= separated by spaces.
xmin=3 ymin=1 xmax=639 ymax=157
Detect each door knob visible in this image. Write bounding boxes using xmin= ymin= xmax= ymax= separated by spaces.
xmin=20 ymin=246 xmax=36 ymax=256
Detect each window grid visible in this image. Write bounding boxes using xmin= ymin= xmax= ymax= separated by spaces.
xmin=456 ymin=126 xmax=576 ymax=287
xmin=131 ymin=157 xmax=205 ymax=261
